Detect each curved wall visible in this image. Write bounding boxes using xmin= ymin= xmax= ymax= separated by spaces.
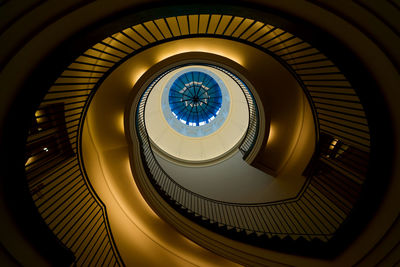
xmin=0 ymin=1 xmax=399 ymax=266
xmin=82 ymin=36 xmax=314 ymax=264
xmin=81 ymin=42 xmax=251 ymax=266
xmin=145 ymin=64 xmax=249 ymax=163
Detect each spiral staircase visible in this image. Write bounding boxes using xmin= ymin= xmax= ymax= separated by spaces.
xmin=1 ymin=1 xmax=399 ymax=266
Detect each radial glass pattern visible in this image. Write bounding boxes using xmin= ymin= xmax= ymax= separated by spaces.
xmin=169 ymin=71 xmax=222 ymax=126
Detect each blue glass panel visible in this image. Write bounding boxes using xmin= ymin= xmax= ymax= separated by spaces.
xmin=168 ymin=71 xmax=222 ymax=126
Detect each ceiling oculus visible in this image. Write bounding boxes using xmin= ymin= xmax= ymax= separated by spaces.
xmin=168 ymin=71 xmax=222 ymax=127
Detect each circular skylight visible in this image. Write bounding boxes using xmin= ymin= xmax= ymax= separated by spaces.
xmin=168 ymin=71 xmax=222 ymax=127
xmin=160 ymin=66 xmax=230 ymax=138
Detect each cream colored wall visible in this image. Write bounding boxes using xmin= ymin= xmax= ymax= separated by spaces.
xmin=153 ymin=86 xmax=315 ymax=203
xmin=146 ymin=65 xmax=248 ymax=162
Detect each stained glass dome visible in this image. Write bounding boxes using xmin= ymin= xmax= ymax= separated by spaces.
xmin=168 ymin=71 xmax=222 ymax=126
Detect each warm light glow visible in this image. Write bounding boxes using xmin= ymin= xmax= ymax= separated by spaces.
xmin=25 ymin=157 xmax=34 ymax=166
xmin=35 ymin=110 xmax=44 ymax=123
xmin=329 ymin=138 xmax=339 ymax=150
xmin=81 ymin=37 xmax=246 ymax=266
xmin=156 ymin=49 xmax=190 ymax=63
xmin=268 ymin=124 xmax=275 ymax=144
xmin=154 ymin=40 xmax=244 ymax=66
xmin=118 ymin=113 xmax=125 ymax=134
xmin=124 ymin=158 xmax=159 ymax=220
xmin=131 ymin=67 xmax=148 ymax=86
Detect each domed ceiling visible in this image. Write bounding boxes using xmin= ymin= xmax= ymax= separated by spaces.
xmin=168 ymin=71 xmax=222 ymax=127
xmin=145 ymin=64 xmax=251 ymax=162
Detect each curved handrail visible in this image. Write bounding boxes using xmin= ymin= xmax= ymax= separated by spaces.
xmin=135 ymin=63 xmax=332 ymax=240
xmin=207 ymin=65 xmax=259 ymax=159
xmin=137 ymin=64 xmax=266 ymax=205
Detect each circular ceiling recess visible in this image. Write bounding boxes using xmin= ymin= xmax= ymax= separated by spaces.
xmin=145 ymin=64 xmax=249 ymax=163
xmin=160 ymin=66 xmax=230 ymax=138
xmin=168 ymin=71 xmax=222 ymax=127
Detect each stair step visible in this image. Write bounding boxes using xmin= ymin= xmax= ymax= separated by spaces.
xmin=245 ymin=230 xmax=253 ymax=235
